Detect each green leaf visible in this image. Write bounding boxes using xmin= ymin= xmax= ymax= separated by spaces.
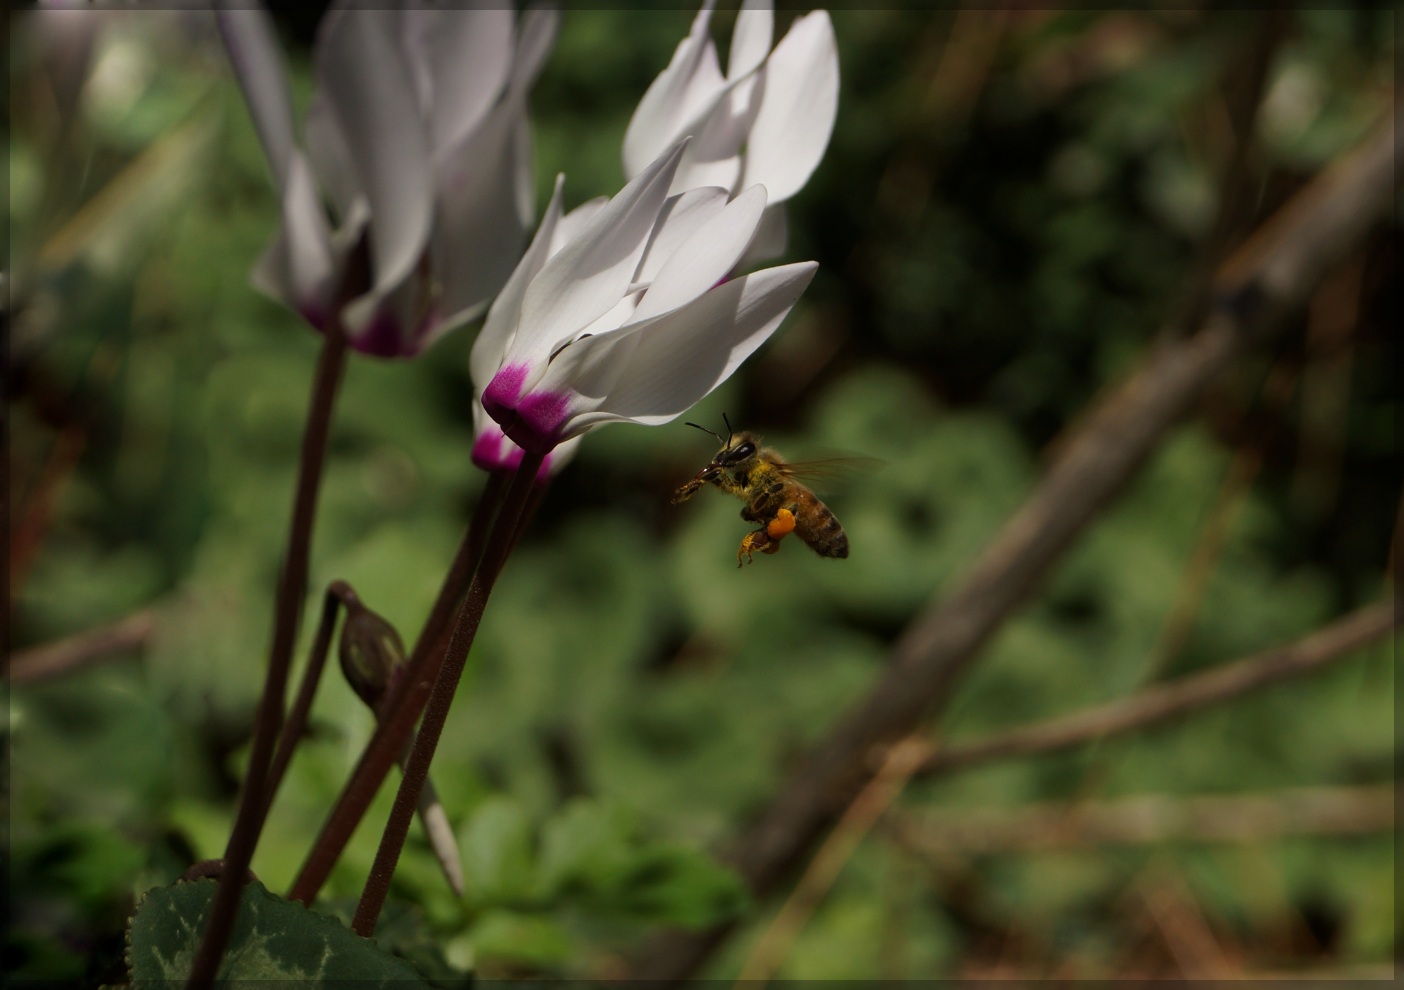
xmin=537 ymin=799 xmax=635 ymax=897
xmin=126 ymin=878 xmax=430 ymax=985
xmin=469 ymin=909 xmax=574 ymax=969
xmin=459 ymin=797 xmax=537 ymax=906
xmin=606 ymin=843 xmax=750 ymax=928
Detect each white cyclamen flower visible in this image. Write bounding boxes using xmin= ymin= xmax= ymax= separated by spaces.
xmin=470 ymin=141 xmax=817 ymax=456
xmin=217 ymin=4 xmax=557 ymax=357
xmin=622 ymin=1 xmax=838 ymax=258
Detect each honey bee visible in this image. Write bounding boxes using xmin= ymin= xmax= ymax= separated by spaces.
xmin=672 ymin=418 xmax=851 ymax=567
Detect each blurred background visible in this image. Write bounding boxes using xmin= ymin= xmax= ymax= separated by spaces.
xmin=6 ymin=4 xmax=1397 ymax=983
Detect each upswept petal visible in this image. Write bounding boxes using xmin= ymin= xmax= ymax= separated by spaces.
xmin=505 ymin=9 xmax=559 ymax=229
xmin=316 ymin=8 xmax=433 ymax=324
xmin=250 ymin=151 xmax=336 ymax=325
xmin=429 ymin=85 xmax=530 ymax=338
xmin=740 ymin=10 xmax=838 ymax=203
xmin=302 ymin=95 xmax=358 ymax=220
xmin=216 ymin=8 xmax=297 ymax=189
xmin=400 ymin=7 xmax=512 ymax=150
xmin=738 ymin=202 xmax=789 ymax=268
xmin=621 ymin=1 xmax=720 ymax=176
xmin=552 ymin=197 xmax=609 ymax=252
xmin=670 ymin=154 xmax=742 ymax=200
xmin=511 ymin=141 xmax=687 ymax=366
xmin=704 ymin=67 xmax=762 ymax=151
xmin=630 ymin=183 xmax=766 ymax=324
xmin=541 ymin=261 xmax=819 ymax=434
xmin=633 ymin=186 xmax=729 ymax=285
xmin=471 ymin=174 xmax=566 ymax=389
xmin=727 ymin=1 xmax=773 ymax=79
xmin=509 ymin=7 xmax=560 ymax=96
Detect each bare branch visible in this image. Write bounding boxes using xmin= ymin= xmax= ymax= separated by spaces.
xmin=736 ymin=738 xmax=931 ymax=985
xmin=916 ymin=598 xmax=1397 ymax=777
xmin=889 ymin=785 xmax=1395 ymax=854
xmin=629 ymin=103 xmax=1401 ymax=983
xmin=7 ymin=608 xmax=154 ymax=685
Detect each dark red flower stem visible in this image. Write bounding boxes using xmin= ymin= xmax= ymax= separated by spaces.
xmin=186 ymin=323 xmax=349 ymax=987
xmin=287 ymin=470 xmax=508 ymax=904
xmin=263 ymin=581 xmax=359 ymax=817
xmin=352 ymin=452 xmax=544 ymax=936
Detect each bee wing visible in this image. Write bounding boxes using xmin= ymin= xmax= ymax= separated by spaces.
xmin=774 ymin=456 xmax=883 ymax=485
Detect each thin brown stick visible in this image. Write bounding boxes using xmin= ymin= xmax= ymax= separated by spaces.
xmin=6 ymin=607 xmax=154 ymax=685
xmin=1173 ymin=8 xmax=1290 ymax=338
xmin=629 ymin=104 xmax=1401 ymax=983
xmin=1135 ymin=865 xmax=1239 ymax=979
xmin=1136 ymin=358 xmax=1299 ymax=684
xmin=890 ymin=784 xmax=1395 ymax=855
xmin=915 ymin=598 xmax=1396 ymax=777
xmin=735 ymin=737 xmax=930 ymax=986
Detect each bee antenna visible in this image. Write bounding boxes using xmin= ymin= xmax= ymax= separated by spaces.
xmin=722 ymin=413 xmax=734 ymax=446
xmin=685 ymin=421 xmax=724 ymax=443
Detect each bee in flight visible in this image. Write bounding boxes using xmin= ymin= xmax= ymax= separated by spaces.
xmin=672 ymin=417 xmax=850 ymax=567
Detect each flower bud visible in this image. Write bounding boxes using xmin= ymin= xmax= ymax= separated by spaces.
xmin=337 ymin=600 xmax=406 ymax=711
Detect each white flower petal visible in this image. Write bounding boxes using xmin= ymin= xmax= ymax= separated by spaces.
xmin=250 ymin=150 xmax=335 ymax=324
xmin=672 ymin=152 xmax=743 ymax=198
xmin=633 ymin=186 xmax=729 ymax=285
xmin=471 ymin=174 xmax=566 ymax=389
xmin=741 ymin=10 xmax=838 ymax=203
xmin=302 ymin=95 xmax=358 ymax=219
xmin=429 ymin=91 xmax=530 ymax=339
xmin=511 ymin=140 xmax=687 ymax=366
xmin=400 ymin=7 xmax=513 ymax=151
xmin=695 ymin=71 xmax=757 ymax=157
xmin=738 ymin=202 xmax=789 ymax=266
xmin=552 ymin=197 xmax=609 ymax=254
xmin=630 ymin=183 xmax=766 ymax=324
xmin=504 ymin=8 xmax=559 ymax=225
xmin=216 ymin=8 xmax=297 ymax=189
xmin=546 ymin=261 xmax=817 ymax=435
xmin=510 ymin=6 xmax=560 ymax=95
xmin=622 ymin=2 xmax=721 ymax=177
xmin=727 ymin=1 xmax=773 ymax=80
xmin=316 ymin=8 xmax=433 ymax=306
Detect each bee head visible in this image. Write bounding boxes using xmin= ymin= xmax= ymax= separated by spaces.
xmin=716 ymin=431 xmax=759 ymax=466
xmin=685 ymin=415 xmax=758 ymax=468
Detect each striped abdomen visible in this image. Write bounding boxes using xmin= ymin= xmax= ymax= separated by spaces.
xmin=792 ymin=486 xmax=849 ymax=558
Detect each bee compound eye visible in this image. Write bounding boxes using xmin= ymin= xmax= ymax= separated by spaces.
xmin=730 ymin=442 xmax=755 ymax=461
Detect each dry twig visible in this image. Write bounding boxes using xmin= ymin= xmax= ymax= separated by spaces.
xmin=914 ymin=598 xmax=1396 ymax=778
xmin=7 ymin=608 xmax=155 ymax=685
xmin=890 ymin=784 xmax=1395 ymax=855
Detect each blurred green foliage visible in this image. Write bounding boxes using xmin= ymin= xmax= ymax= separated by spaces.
xmin=6 ymin=5 xmax=1396 ymax=983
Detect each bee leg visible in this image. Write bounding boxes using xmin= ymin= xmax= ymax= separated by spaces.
xmin=737 ymin=529 xmax=771 ymax=567
xmin=672 ymin=479 xmax=704 ymax=503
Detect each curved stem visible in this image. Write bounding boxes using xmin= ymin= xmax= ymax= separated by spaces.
xmin=287 ymin=471 xmax=508 ymax=904
xmin=187 ymin=325 xmax=348 ymax=986
xmin=352 ymin=454 xmax=544 ymax=936
xmin=263 ymin=582 xmax=357 ymax=816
